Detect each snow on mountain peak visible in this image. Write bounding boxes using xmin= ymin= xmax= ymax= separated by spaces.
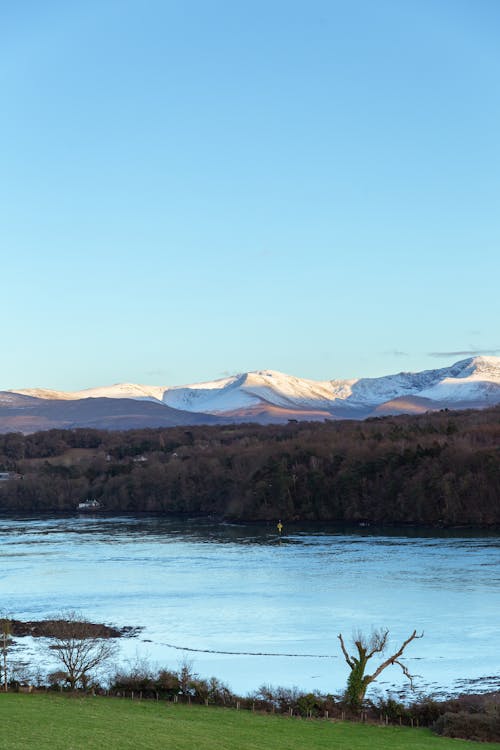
xmin=453 ymin=355 xmax=500 ymax=378
xmin=6 ymin=356 xmax=500 ymax=419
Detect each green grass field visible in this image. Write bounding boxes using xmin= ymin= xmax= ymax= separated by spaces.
xmin=1 ymin=694 xmax=499 ymax=750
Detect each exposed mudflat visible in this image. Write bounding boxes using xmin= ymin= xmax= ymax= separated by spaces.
xmin=7 ymin=618 xmax=140 ymax=639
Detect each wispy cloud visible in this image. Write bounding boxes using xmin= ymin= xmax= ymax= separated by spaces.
xmin=428 ymin=348 xmax=500 ymax=358
xmin=383 ymin=349 xmax=408 ymax=357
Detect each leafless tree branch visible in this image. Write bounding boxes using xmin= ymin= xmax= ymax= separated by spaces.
xmin=47 ymin=611 xmax=118 ymax=690
xmin=337 ymin=633 xmax=355 ymax=668
xmin=368 ymin=629 xmax=423 ymax=683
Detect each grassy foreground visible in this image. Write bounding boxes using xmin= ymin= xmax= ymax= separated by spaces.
xmin=1 ymin=694 xmax=500 ymax=750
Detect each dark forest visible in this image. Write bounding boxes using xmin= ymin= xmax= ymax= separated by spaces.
xmin=0 ymin=406 xmax=499 ymax=526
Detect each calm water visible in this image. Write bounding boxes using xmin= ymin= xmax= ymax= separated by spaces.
xmin=1 ymin=515 xmax=499 ymax=697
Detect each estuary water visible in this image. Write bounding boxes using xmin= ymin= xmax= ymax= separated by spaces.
xmin=1 ymin=514 xmax=499 ymax=697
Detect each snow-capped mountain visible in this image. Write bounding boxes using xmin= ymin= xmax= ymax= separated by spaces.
xmin=169 ymin=356 xmax=500 ymax=415
xmin=161 ymin=371 xmax=339 ymax=413
xmin=4 ymin=356 xmax=500 ymax=432
xmin=329 ymin=356 xmax=500 ymax=410
xmin=12 ymin=383 xmax=167 ymax=403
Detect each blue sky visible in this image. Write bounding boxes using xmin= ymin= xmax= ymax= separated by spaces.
xmin=2 ymin=0 xmax=499 ymax=390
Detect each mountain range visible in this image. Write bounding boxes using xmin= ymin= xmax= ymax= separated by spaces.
xmin=2 ymin=356 xmax=500 ymax=433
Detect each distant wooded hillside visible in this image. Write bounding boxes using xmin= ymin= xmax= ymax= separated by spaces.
xmin=0 ymin=406 xmax=499 ymax=525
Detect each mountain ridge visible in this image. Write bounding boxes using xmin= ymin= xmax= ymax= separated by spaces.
xmin=3 ymin=356 xmax=500 ymax=432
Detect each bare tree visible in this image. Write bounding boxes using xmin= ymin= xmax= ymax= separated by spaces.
xmin=0 ymin=616 xmax=11 ymax=692
xmin=47 ymin=611 xmax=119 ymax=691
xmin=338 ymin=627 xmax=423 ymax=708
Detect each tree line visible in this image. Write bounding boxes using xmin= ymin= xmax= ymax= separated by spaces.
xmin=0 ymin=405 xmax=499 ymax=525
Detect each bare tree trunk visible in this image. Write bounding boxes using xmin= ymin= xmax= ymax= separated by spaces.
xmin=3 ymin=630 xmax=7 ymax=692
xmin=1 ymin=619 xmax=11 ymax=693
xmin=338 ymin=629 xmax=423 ymax=708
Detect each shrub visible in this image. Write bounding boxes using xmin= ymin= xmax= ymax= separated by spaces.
xmin=156 ymin=668 xmax=180 ymax=698
xmin=372 ymin=695 xmax=409 ymax=722
xmin=253 ymin=685 xmax=337 ymax=717
xmin=47 ymin=670 xmax=68 ymax=690
xmin=406 ymin=695 xmax=443 ymax=725
xmin=254 ymin=684 xmax=302 ymax=713
xmin=296 ymin=692 xmax=323 ymax=717
xmin=433 ymin=711 xmax=500 ymax=742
